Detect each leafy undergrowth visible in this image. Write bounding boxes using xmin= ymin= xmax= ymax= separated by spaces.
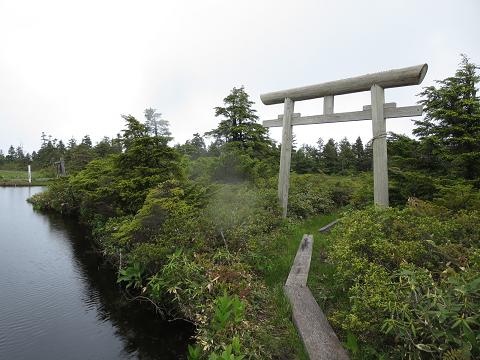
xmin=30 ymin=169 xmax=365 ymax=359
xmin=309 ymin=199 xmax=480 ymax=359
xmin=107 ymin=182 xmax=349 ymax=359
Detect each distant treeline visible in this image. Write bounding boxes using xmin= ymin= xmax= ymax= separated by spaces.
xmin=0 ymin=134 xmax=122 ymax=174
xmin=0 ymin=119 xmax=372 ymax=179
xmin=2 ymin=55 xmax=479 ymax=190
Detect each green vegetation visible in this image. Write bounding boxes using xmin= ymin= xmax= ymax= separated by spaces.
xmin=306 ymin=56 xmax=480 ymax=359
xmin=0 ymin=169 xmax=52 ymax=186
xmin=310 ymin=201 xmax=480 ymax=359
xmin=31 ymin=161 xmax=356 ymax=358
xmin=27 ymin=56 xmax=480 ymax=359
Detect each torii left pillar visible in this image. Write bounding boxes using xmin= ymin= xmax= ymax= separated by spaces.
xmin=278 ymin=98 xmax=294 ymax=218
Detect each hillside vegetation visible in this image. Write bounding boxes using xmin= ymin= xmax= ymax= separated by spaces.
xmin=29 ymin=56 xmax=480 ymax=359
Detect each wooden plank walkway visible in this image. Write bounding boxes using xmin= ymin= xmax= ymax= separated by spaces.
xmin=284 ymin=234 xmax=349 ymax=360
xmin=318 ymin=219 xmax=339 ymax=233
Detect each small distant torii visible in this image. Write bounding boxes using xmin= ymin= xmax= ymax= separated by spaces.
xmin=54 ymin=157 xmax=66 ymax=177
xmin=260 ymin=64 xmax=428 ymax=217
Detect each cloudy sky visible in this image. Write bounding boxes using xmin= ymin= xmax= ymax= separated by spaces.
xmin=0 ymin=0 xmax=479 ymax=153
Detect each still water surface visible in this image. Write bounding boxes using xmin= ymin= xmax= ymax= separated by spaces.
xmin=0 ymin=187 xmax=192 ymax=359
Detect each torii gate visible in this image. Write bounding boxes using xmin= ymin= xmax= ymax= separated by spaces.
xmin=260 ymin=64 xmax=428 ymax=217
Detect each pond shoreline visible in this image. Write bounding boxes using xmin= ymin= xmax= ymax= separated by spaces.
xmin=1 ymin=186 xmax=193 ymax=359
xmin=0 ymin=181 xmax=50 ymax=186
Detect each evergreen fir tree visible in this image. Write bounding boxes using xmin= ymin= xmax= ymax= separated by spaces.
xmin=322 ymin=138 xmax=338 ymax=174
xmin=338 ymin=137 xmax=355 ymax=173
xmin=414 ymin=55 xmax=480 ymax=179
xmin=352 ymin=137 xmax=365 ymax=171
xmin=144 ymin=108 xmax=172 ymax=140
xmin=206 ymin=87 xmax=271 ymax=150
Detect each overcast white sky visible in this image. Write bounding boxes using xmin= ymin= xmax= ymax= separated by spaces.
xmin=0 ymin=0 xmax=479 ymax=153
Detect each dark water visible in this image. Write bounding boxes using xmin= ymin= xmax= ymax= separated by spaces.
xmin=0 ymin=187 xmax=192 ymax=359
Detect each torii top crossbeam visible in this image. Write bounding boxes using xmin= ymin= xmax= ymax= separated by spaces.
xmin=260 ymin=64 xmax=428 ymax=218
xmin=261 ymin=64 xmax=427 ymax=104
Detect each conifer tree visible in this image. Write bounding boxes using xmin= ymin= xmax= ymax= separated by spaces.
xmin=338 ymin=137 xmax=355 ymax=173
xmin=144 ymin=108 xmax=172 ymax=140
xmin=206 ymin=86 xmax=272 ymax=153
xmin=352 ymin=137 xmax=365 ymax=171
xmin=322 ymin=138 xmax=338 ymax=174
xmin=414 ymin=55 xmax=480 ymax=179
xmin=7 ymin=145 xmax=16 ymax=161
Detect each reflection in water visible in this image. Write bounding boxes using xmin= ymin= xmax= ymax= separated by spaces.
xmin=48 ymin=212 xmax=194 ymax=359
xmin=0 ymin=187 xmax=193 ymax=360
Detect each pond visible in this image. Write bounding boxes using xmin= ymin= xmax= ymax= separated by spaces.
xmin=0 ymin=186 xmax=192 ymax=359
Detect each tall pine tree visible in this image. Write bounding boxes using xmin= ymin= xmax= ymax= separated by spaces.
xmin=414 ymin=55 xmax=480 ymax=179
xmin=322 ymin=139 xmax=338 ymax=174
xmin=206 ymin=86 xmax=273 ymax=156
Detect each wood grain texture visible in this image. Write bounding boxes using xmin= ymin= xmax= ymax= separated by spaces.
xmin=263 ymin=104 xmax=423 ymax=128
xmin=363 ymin=102 xmax=396 ymax=110
xmin=371 ymin=84 xmax=389 ymax=207
xmin=323 ymin=96 xmax=334 ymax=114
xmin=284 ymin=234 xmax=349 ymax=359
xmin=278 ymin=98 xmax=294 ymax=218
xmin=260 ymin=64 xmax=428 ymax=105
xmin=285 ymin=234 xmax=313 ymax=288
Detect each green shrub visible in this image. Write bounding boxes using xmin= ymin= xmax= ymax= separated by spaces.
xmin=28 ymin=177 xmax=77 ymax=214
xmin=117 ymin=263 xmax=144 ymax=289
xmin=212 ymin=293 xmax=245 ymax=331
xmin=434 ymin=183 xmax=480 ymax=211
xmin=30 ymin=141 xmax=184 ymax=224
xmin=31 ymin=166 xmax=369 ymax=358
xmin=326 ymin=204 xmax=480 ymax=358
xmin=389 ymin=168 xmax=437 ymax=205
xmin=382 ymin=264 xmax=480 ymax=358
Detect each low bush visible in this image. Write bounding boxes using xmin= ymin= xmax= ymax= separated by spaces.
xmin=28 ymin=177 xmax=77 ymax=214
xmin=324 ymin=201 xmax=480 ymax=358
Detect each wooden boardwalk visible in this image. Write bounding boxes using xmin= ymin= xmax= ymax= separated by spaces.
xmin=284 ymin=234 xmax=349 ymax=360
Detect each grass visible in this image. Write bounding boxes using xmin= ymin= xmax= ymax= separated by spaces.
xmin=0 ymin=169 xmax=52 ymax=186
xmin=307 ymin=217 xmax=349 ymax=334
xmin=306 ymin=213 xmax=377 ymax=357
xmin=262 ymin=212 xmax=339 ymax=359
xmin=264 ymin=214 xmax=337 ymax=287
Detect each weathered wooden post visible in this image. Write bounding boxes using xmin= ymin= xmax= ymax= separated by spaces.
xmin=28 ymin=165 xmax=32 ymax=184
xmin=54 ymin=157 xmax=66 ymax=177
xmin=371 ymin=84 xmax=388 ymax=207
xmin=260 ymin=64 xmax=428 ymax=217
xmin=323 ymin=95 xmax=334 ymax=115
xmin=278 ymin=98 xmax=294 ymax=218
xmin=60 ymin=157 xmax=66 ymax=176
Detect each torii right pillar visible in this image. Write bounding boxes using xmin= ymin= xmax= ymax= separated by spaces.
xmin=371 ymin=84 xmax=388 ymax=207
